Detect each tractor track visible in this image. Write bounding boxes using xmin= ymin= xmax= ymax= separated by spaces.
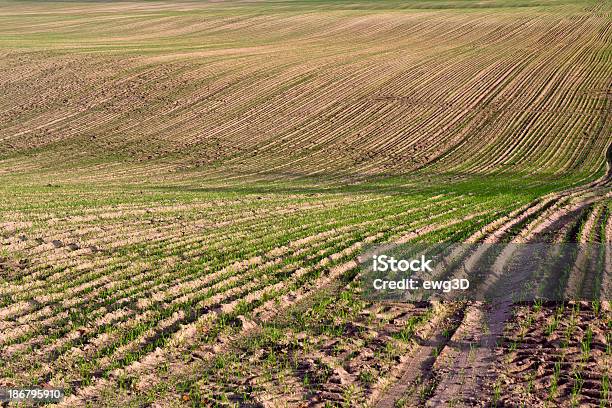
xmin=375 ymin=142 xmax=612 ymax=407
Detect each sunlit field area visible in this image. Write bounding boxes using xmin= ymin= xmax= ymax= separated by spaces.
xmin=0 ymin=0 xmax=611 ymax=406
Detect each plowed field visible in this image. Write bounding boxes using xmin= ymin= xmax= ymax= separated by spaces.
xmin=0 ymin=0 xmax=610 ymax=406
